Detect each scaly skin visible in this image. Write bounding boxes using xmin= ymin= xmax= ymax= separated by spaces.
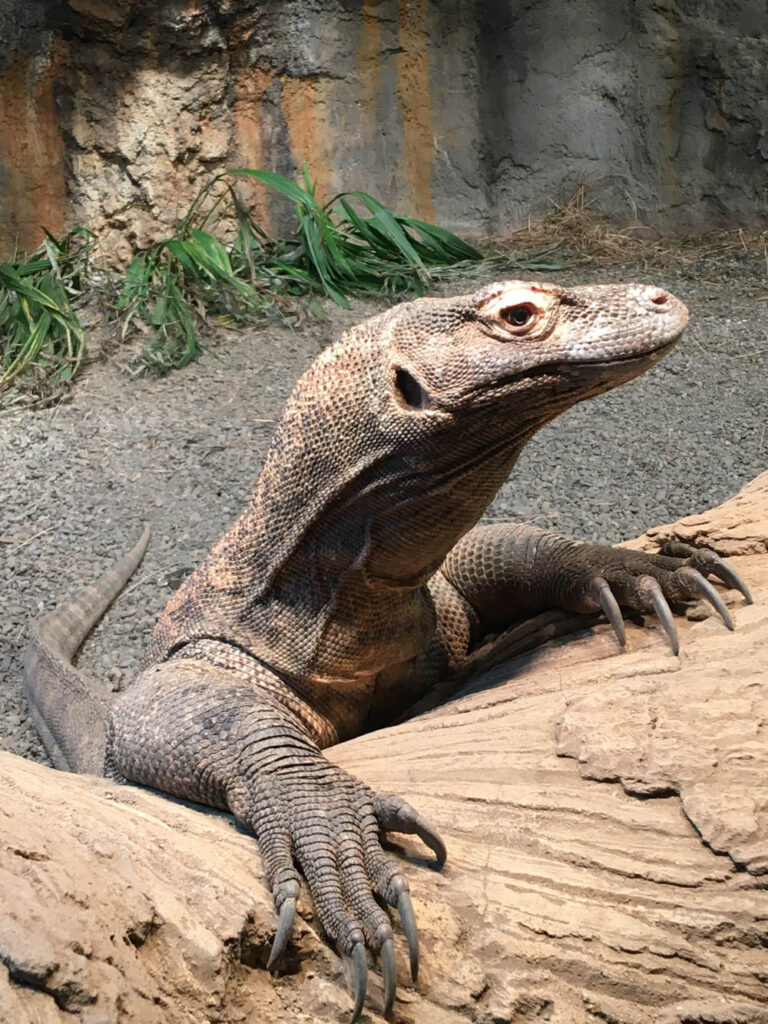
xmin=26 ymin=280 xmax=752 ymax=1020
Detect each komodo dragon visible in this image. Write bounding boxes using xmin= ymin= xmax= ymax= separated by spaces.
xmin=25 ymin=280 xmax=752 ymax=1021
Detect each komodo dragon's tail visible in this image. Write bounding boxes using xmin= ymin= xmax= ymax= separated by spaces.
xmin=24 ymin=525 xmax=151 ymax=775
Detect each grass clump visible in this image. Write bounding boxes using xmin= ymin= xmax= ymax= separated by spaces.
xmin=113 ymin=224 xmax=276 ymax=373
xmin=0 ymin=227 xmax=95 ymax=406
xmin=230 ymin=167 xmax=484 ymax=302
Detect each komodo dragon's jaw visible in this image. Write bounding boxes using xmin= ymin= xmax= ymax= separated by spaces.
xmin=28 ymin=280 xmax=751 ymax=1023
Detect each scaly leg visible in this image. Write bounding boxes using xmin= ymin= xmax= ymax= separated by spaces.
xmin=105 ymin=658 xmax=444 ymax=1022
xmin=440 ymin=524 xmax=752 ymax=655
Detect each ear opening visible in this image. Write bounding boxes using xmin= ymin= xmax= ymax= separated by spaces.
xmin=393 ymin=366 xmax=435 ymax=411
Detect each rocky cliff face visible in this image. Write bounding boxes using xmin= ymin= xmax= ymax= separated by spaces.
xmin=1 ymin=0 xmax=766 ymax=259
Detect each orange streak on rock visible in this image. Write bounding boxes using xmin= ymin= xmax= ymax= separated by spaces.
xmin=232 ymin=67 xmax=275 ymax=234
xmin=395 ymin=0 xmax=435 ymax=220
xmin=0 ymin=43 xmax=68 ymax=256
xmin=357 ymin=0 xmax=382 ymax=117
xmin=281 ymin=77 xmax=334 ymax=203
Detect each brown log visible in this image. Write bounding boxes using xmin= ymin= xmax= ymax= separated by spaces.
xmin=2 ymin=473 xmax=768 ymax=1024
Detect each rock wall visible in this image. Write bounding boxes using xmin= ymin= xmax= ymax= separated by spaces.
xmin=1 ymin=0 xmax=766 ymax=260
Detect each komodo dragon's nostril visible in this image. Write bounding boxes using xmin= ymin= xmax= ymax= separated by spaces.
xmin=394 ymin=366 xmax=434 ymax=410
xmin=649 ymin=289 xmax=669 ymax=306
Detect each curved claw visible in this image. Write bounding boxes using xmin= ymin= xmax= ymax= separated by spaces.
xmin=681 ymin=570 xmax=735 ymax=631
xmin=397 ymin=890 xmax=419 ymax=982
xmin=413 ymin=813 xmax=447 ymax=867
xmin=594 ymin=577 xmax=626 ymax=648
xmin=662 ymin=540 xmax=754 ymax=606
xmin=375 ymin=796 xmax=448 ymax=866
xmin=701 ymin=558 xmax=753 ymax=606
xmin=393 ymin=811 xmax=448 ymax=868
xmin=351 ymin=942 xmax=368 ymax=1024
xmin=646 ymin=579 xmax=679 ymax=655
xmin=267 ymin=896 xmax=296 ymax=970
xmin=380 ymin=937 xmax=397 ymax=1018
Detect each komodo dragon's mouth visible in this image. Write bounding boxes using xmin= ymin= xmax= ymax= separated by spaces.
xmin=451 ymin=334 xmax=683 ymax=406
xmin=566 ymin=333 xmax=683 ymax=368
xmin=532 ymin=331 xmax=684 ymax=377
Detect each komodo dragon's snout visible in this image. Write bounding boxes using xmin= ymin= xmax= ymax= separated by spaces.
xmin=26 ymin=280 xmax=749 ymax=1022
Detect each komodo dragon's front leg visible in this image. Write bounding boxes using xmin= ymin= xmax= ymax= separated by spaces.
xmin=27 ymin=280 xmax=752 ymax=1020
xmin=440 ymin=524 xmax=752 ymax=656
xmin=105 ymin=655 xmax=442 ymax=1016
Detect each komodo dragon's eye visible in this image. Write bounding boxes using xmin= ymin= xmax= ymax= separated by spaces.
xmin=500 ymin=304 xmax=534 ymax=327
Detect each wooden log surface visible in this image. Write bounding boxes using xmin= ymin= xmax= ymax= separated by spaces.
xmin=2 ymin=473 xmax=767 ymax=1024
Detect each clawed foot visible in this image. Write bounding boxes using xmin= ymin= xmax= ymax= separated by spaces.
xmin=575 ymin=540 xmax=752 ymax=654
xmin=230 ymin=767 xmax=445 ymax=1021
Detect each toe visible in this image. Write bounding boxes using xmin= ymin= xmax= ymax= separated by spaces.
xmin=350 ymin=942 xmax=367 ymax=1023
xmin=267 ymin=894 xmax=297 ymax=969
xmin=373 ymin=793 xmax=447 ymax=865
xmin=587 ymin=575 xmax=626 ymax=647
xmin=362 ymin=839 xmax=420 ymax=981
xmin=660 ymin=541 xmax=753 ymax=604
xmin=640 ymin=576 xmax=679 ymax=654
xmin=676 ymin=567 xmax=734 ymax=629
xmin=380 ymin=937 xmax=397 ymax=1017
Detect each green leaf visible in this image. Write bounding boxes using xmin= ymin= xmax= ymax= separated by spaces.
xmin=347 ymin=192 xmax=426 ymax=271
xmin=399 ymin=217 xmax=484 ymax=261
xmin=228 ymin=168 xmax=321 ymax=209
xmin=164 ymin=240 xmax=198 ymax=276
xmin=188 ymin=229 xmax=235 ymax=275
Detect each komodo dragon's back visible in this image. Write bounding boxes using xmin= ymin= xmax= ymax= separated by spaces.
xmin=25 ymin=280 xmax=751 ymax=1021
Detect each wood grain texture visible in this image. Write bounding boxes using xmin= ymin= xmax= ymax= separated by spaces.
xmin=3 ymin=473 xmax=768 ymax=1023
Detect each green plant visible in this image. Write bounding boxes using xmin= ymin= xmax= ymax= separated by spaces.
xmin=114 ymin=228 xmax=279 ymax=373
xmin=228 ymin=166 xmax=485 ymax=306
xmin=0 ymin=227 xmax=95 ymax=405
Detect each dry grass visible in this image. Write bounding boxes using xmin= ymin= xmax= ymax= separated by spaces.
xmin=488 ymin=182 xmax=768 ymax=272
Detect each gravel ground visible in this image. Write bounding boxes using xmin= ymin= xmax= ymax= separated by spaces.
xmin=2 ymin=251 xmax=766 ymax=764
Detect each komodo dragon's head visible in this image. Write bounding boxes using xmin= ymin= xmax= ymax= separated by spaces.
xmin=372 ymin=279 xmax=688 ymax=419
xmin=269 ymin=280 xmax=688 ymax=448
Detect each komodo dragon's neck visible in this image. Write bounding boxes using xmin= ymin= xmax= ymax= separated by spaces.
xmin=169 ymin=329 xmax=542 ymax=676
xmin=245 ymin=356 xmax=537 ymax=594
